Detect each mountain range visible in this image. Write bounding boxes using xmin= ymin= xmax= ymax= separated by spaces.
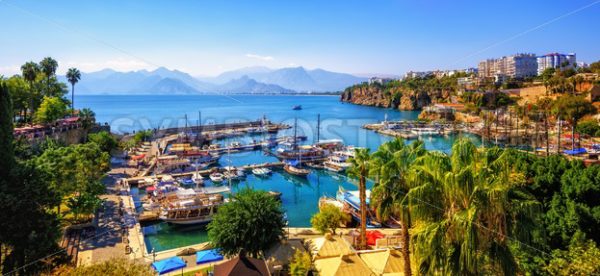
xmin=59 ymin=66 xmax=366 ymax=95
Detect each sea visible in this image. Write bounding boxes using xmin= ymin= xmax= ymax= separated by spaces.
xmin=78 ymin=94 xmax=480 ymax=252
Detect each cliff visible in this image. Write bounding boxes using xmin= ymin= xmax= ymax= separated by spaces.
xmin=340 ymin=83 xmax=451 ymax=111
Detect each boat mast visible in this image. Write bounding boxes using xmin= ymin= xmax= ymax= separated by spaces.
xmin=317 ymin=114 xmax=320 ymax=144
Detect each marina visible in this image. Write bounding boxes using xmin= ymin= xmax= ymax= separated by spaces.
xmin=81 ymin=95 xmax=481 ymax=254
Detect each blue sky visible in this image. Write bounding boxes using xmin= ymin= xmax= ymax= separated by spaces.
xmin=0 ymin=0 xmax=598 ymax=76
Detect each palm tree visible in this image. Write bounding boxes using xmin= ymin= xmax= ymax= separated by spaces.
xmin=370 ymin=138 xmax=425 ymax=276
xmin=79 ymin=108 xmax=96 ymax=141
xmin=406 ymin=138 xmax=540 ymax=275
xmin=347 ymin=148 xmax=371 ymax=250
xmin=66 ymin=68 xmax=81 ymax=115
xmin=40 ymin=57 xmax=58 ymax=95
xmin=20 ymin=61 xmax=40 ymax=122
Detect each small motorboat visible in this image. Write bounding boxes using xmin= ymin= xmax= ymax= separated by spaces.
xmin=209 ymin=172 xmax=224 ymax=183
xmin=292 ymin=105 xmax=302 ymax=110
xmin=252 ymin=168 xmax=272 ymax=176
xmin=268 ymin=191 xmax=282 ymax=201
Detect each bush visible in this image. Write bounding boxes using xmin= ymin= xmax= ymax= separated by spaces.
xmin=310 ymin=204 xmax=350 ymax=234
xmin=289 ymin=249 xmax=312 ymax=276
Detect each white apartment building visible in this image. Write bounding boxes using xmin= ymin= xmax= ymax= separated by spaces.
xmin=537 ymin=53 xmax=576 ymax=75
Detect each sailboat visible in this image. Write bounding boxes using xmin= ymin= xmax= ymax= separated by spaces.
xmin=284 ymin=117 xmax=311 ymax=177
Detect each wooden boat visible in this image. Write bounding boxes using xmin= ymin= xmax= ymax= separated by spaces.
xmin=160 ymin=193 xmax=226 ymax=225
xmin=284 ymin=164 xmax=310 ymax=177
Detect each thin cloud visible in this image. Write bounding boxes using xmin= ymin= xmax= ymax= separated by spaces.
xmin=245 ymin=53 xmax=274 ymax=61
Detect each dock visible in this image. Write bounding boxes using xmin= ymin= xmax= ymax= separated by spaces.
xmin=124 ymin=162 xmax=285 ymax=186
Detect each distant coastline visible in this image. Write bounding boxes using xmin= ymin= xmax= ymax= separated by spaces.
xmin=77 ymin=92 xmax=343 ymax=96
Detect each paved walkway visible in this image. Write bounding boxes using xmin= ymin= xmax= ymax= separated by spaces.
xmin=77 ymin=194 xmax=126 ymax=266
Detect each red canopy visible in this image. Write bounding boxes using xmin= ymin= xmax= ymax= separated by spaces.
xmin=146 ymin=186 xmax=156 ymax=192
xmin=132 ymin=154 xmax=146 ymax=160
xmin=366 ymin=230 xmax=385 ymax=246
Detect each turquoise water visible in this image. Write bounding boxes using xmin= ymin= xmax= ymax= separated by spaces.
xmin=78 ymin=95 xmax=479 ymax=252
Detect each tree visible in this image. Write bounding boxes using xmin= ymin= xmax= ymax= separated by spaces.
xmin=34 ymin=96 xmax=68 ymax=124
xmin=35 ymin=142 xmax=109 ymax=215
xmin=575 ymin=119 xmax=600 ymax=137
xmin=546 ymin=238 xmax=600 ymax=276
xmin=0 ymin=81 xmax=62 ymax=274
xmin=5 ymin=76 xmax=30 ymax=123
xmin=288 ymin=249 xmax=312 ymax=276
xmin=88 ymin=131 xmax=119 ymax=153
xmin=207 ymin=189 xmax=285 ymax=258
xmin=20 ymin=61 xmax=40 ymax=122
xmin=310 ymin=204 xmax=350 ymax=234
xmin=46 ymin=258 xmax=156 ymax=276
xmin=406 ymin=139 xmax=541 ymax=275
xmin=79 ymin=107 xmax=96 ymax=130
xmin=347 ymin=148 xmax=371 ymax=250
xmin=66 ymin=68 xmax=81 ymax=115
xmin=65 ymin=193 xmax=102 ymax=223
xmin=552 ymin=94 xmax=596 ymax=150
xmin=370 ymin=138 xmax=425 ymax=276
xmin=0 ymin=82 xmax=14 ymax=179
xmin=40 ymin=57 xmax=58 ymax=96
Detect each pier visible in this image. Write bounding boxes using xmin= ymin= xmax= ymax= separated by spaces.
xmin=150 ymin=119 xmax=290 ymax=137
xmin=124 ymin=162 xmax=285 ymax=186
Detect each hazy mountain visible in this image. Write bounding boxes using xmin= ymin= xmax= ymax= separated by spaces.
xmin=131 ymin=78 xmax=200 ymax=94
xmin=207 ymin=66 xmax=366 ymax=92
xmin=60 ymin=66 xmax=365 ymax=94
xmin=206 ymin=66 xmax=273 ymax=84
xmin=60 ymin=67 xmax=214 ymax=94
xmin=215 ymin=76 xmax=295 ymax=94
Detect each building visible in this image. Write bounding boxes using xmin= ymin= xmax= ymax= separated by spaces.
xmin=478 ymin=53 xmax=538 ymax=79
xmin=537 ymin=53 xmax=576 ymax=75
xmin=403 ymin=71 xmax=432 ymax=79
xmin=368 ymin=77 xmax=394 ymax=85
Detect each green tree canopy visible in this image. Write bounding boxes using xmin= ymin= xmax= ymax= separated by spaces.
xmin=288 ymin=249 xmax=312 ymax=276
xmin=406 ymin=139 xmax=542 ymax=275
xmin=34 ymin=96 xmax=68 ymax=124
xmin=552 ymin=94 xmax=596 ymax=124
xmin=89 ymin=131 xmax=119 ymax=153
xmin=207 ymin=189 xmax=286 ymax=258
xmin=310 ymin=204 xmax=350 ymax=234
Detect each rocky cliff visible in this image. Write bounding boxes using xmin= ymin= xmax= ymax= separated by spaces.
xmin=340 ymin=84 xmax=450 ymax=111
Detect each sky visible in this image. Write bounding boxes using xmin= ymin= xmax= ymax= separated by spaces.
xmin=0 ymin=0 xmax=599 ymax=77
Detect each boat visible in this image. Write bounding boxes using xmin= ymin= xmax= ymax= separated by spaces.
xmin=268 ymin=191 xmax=282 ymax=201
xmin=282 ymin=118 xmax=311 ymax=177
xmin=292 ymin=105 xmax=302 ymax=110
xmin=209 ymin=172 xmax=224 ymax=183
xmin=191 ymin=172 xmax=204 ymax=186
xmin=323 ymin=150 xmax=353 ymax=173
xmin=252 ymin=167 xmax=272 ymax=176
xmin=411 ymin=127 xmax=441 ymax=136
xmin=160 ymin=192 xmax=226 ymax=225
xmin=284 ymin=163 xmax=310 ymax=177
xmin=336 ymin=187 xmax=381 ymax=228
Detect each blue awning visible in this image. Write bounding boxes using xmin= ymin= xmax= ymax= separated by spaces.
xmin=196 ymin=249 xmax=224 ymax=264
xmin=564 ymin=148 xmax=587 ymax=155
xmin=152 ymin=256 xmax=186 ymax=274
